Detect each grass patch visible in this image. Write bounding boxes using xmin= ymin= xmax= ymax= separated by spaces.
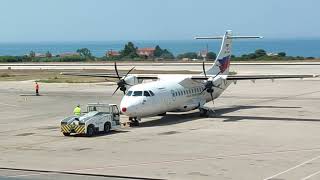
xmin=0 ymin=73 xmax=12 ymax=77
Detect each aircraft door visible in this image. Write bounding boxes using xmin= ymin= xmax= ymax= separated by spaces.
xmin=171 ymin=90 xmax=176 ymax=102
xmin=158 ymin=89 xmax=172 ymax=107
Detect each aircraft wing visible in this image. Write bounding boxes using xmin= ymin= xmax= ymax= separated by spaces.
xmin=60 ymin=72 xmax=159 ymax=80
xmin=62 ymin=72 xmax=318 ymax=81
xmin=191 ymin=74 xmax=319 ymax=81
xmin=226 ymin=74 xmax=319 ymax=80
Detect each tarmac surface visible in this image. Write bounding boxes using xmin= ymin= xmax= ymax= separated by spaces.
xmin=0 ymin=63 xmax=320 ymax=180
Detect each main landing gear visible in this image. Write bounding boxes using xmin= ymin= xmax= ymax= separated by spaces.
xmin=199 ymin=107 xmax=215 ymax=117
xmin=129 ymin=117 xmax=141 ymax=127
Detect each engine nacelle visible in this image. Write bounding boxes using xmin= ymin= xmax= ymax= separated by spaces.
xmin=123 ymin=75 xmax=139 ymax=87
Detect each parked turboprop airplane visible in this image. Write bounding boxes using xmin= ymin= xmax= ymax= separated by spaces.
xmin=62 ymin=30 xmax=318 ymax=126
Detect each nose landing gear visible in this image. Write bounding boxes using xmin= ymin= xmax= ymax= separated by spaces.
xmin=129 ymin=117 xmax=141 ymax=127
xmin=199 ymin=107 xmax=215 ymax=117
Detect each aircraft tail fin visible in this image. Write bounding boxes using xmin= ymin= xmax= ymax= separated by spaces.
xmin=195 ymin=30 xmax=262 ymax=75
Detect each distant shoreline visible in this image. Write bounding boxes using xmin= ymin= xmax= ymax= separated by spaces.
xmin=1 ymin=39 xmax=320 ymax=57
xmin=1 ymin=59 xmax=320 ymax=65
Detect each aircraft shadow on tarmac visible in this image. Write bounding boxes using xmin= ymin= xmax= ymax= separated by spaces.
xmin=215 ymin=105 xmax=320 ymax=122
xmin=139 ymin=105 xmax=320 ymax=127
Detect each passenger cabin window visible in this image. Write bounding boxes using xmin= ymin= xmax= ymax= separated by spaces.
xmin=133 ymin=91 xmax=143 ymax=96
xmin=126 ymin=91 xmax=133 ymax=96
xmin=144 ymin=91 xmax=151 ymax=97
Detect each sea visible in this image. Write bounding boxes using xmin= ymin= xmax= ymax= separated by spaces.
xmin=0 ymin=39 xmax=319 ymax=58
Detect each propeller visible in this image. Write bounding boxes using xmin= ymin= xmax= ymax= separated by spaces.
xmin=112 ymin=62 xmax=135 ymax=95
xmin=201 ymin=62 xmax=223 ymax=105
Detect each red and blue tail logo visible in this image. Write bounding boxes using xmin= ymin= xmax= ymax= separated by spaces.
xmin=218 ymin=55 xmax=231 ymax=73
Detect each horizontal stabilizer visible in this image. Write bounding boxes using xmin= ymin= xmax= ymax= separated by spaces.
xmin=226 ymin=74 xmax=318 ymax=80
xmin=194 ymin=36 xmax=263 ymax=40
xmin=191 ymin=74 xmax=319 ymax=80
xmin=194 ymin=36 xmax=224 ymax=40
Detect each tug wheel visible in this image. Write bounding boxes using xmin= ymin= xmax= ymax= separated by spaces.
xmin=86 ymin=125 xmax=95 ymax=137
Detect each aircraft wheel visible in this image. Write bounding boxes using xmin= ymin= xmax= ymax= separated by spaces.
xmin=63 ymin=132 xmax=70 ymax=136
xmin=199 ymin=108 xmax=209 ymax=117
xmin=130 ymin=120 xmax=140 ymax=127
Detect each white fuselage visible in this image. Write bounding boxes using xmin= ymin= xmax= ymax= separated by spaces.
xmin=120 ymin=75 xmax=231 ymax=118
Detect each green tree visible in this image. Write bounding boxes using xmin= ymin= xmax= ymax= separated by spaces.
xmin=154 ymin=45 xmax=175 ymax=59
xmin=248 ymin=53 xmax=258 ymax=59
xmin=45 ymin=51 xmax=52 ymax=58
xmin=161 ymin=52 xmax=174 ymax=60
xmin=77 ymin=48 xmax=92 ymax=58
xmin=177 ymin=52 xmax=198 ymax=59
xmin=306 ymin=56 xmax=315 ymax=60
xmin=254 ymin=49 xmax=267 ymax=57
xmin=278 ymin=52 xmax=286 ymax=57
xmin=120 ymin=42 xmax=138 ymax=58
xmin=29 ymin=51 xmax=36 ymax=58
xmin=154 ymin=45 xmax=162 ymax=57
xmin=206 ymin=52 xmax=217 ymax=60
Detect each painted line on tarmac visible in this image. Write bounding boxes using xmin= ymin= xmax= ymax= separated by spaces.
xmin=301 ymin=170 xmax=320 ymax=180
xmin=0 ymin=167 xmax=165 ymax=180
xmin=0 ymin=102 xmax=19 ymax=107
xmin=263 ymin=154 xmax=320 ymax=180
xmin=69 ymin=148 xmax=320 ymax=172
xmin=7 ymin=172 xmax=57 ymax=178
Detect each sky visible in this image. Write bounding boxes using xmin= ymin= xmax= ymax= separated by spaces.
xmin=0 ymin=0 xmax=319 ymax=42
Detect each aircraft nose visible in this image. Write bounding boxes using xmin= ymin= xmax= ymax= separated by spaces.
xmin=120 ymin=99 xmax=141 ymax=117
xmin=121 ymin=107 xmax=127 ymax=113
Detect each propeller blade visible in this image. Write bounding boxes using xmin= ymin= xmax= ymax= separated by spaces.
xmin=210 ymin=92 xmax=214 ymax=106
xmin=201 ymin=88 xmax=207 ymax=94
xmin=112 ymin=86 xmax=121 ymax=96
xmin=114 ymin=62 xmax=121 ymax=80
xmin=124 ymin=67 xmax=135 ymax=79
xmin=202 ymin=62 xmax=207 ymax=78
xmin=213 ymin=71 xmax=221 ymax=79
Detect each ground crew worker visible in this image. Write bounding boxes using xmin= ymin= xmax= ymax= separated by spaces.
xmin=35 ymin=82 xmax=39 ymax=96
xmin=73 ymin=105 xmax=81 ymax=116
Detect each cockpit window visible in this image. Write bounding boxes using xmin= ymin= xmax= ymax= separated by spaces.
xmin=144 ymin=91 xmax=151 ymax=97
xmin=133 ymin=91 xmax=143 ymax=96
xmin=149 ymin=91 xmax=155 ymax=96
xmin=126 ymin=91 xmax=133 ymax=96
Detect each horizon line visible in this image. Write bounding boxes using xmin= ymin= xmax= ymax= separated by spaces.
xmin=1 ymin=37 xmax=320 ymax=44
